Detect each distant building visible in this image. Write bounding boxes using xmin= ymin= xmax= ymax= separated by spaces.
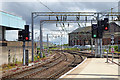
xmin=0 ymin=11 xmax=26 ymax=41
xmin=68 ymin=22 xmax=120 ymax=46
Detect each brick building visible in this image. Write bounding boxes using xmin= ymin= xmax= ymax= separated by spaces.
xmin=68 ymin=22 xmax=120 ymax=46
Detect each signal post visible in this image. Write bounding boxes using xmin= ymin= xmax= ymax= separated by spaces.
xmin=18 ymin=25 xmax=30 ymax=66
xmin=92 ymin=16 xmax=109 ymax=57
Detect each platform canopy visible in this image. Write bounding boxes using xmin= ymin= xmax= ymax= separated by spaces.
xmin=0 ymin=11 xmax=26 ymax=30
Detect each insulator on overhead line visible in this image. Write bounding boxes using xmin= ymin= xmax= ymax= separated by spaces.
xmin=56 ymin=23 xmax=58 ymax=27
xmin=56 ymin=16 xmax=59 ymax=21
xmin=76 ymin=16 xmax=80 ymax=21
xmin=55 ymin=36 xmax=57 ymax=38
xmin=68 ymin=23 xmax=69 ymax=27
xmin=64 ymin=16 xmax=67 ymax=21
xmin=61 ymin=16 xmax=62 ymax=21
xmin=63 ymin=23 xmax=65 ymax=27
xmin=65 ymin=16 xmax=67 ymax=21
xmin=49 ymin=15 xmax=50 ymax=20
xmin=85 ymin=16 xmax=87 ymax=21
xmin=112 ymin=16 xmax=113 ymax=21
xmin=78 ymin=23 xmax=80 ymax=27
xmin=92 ymin=18 xmax=95 ymax=21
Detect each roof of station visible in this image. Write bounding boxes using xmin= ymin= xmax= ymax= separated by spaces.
xmin=69 ymin=22 xmax=120 ymax=38
xmin=70 ymin=26 xmax=91 ymax=33
xmin=70 ymin=22 xmax=120 ymax=34
xmin=0 ymin=11 xmax=26 ymax=30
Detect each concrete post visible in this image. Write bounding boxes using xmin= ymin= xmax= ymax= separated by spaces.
xmin=95 ymin=39 xmax=97 ymax=57
xmin=91 ymin=20 xmax=93 ymax=54
xmin=31 ymin=13 xmax=34 ymax=62
xmin=40 ymin=22 xmax=43 ymax=58
xmin=100 ymin=39 xmax=103 ymax=57
xmin=23 ymin=41 xmax=25 ymax=66
xmin=25 ymin=50 xmax=29 ymax=66
xmin=91 ymin=38 xmax=93 ymax=54
xmin=47 ymin=34 xmax=49 ymax=54
xmin=61 ymin=34 xmax=62 ymax=50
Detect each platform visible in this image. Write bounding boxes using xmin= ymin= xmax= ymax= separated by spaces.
xmin=59 ymin=58 xmax=119 ymax=80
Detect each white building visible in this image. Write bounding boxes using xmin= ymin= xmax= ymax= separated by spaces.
xmin=0 ymin=11 xmax=26 ymax=41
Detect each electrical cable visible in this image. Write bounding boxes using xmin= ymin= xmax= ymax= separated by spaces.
xmin=36 ymin=0 xmax=54 ymax=12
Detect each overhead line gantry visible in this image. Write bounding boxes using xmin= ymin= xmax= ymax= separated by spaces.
xmin=31 ymin=11 xmax=120 ymax=61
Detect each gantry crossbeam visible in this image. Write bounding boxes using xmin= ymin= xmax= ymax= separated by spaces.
xmin=31 ymin=11 xmax=120 ymax=61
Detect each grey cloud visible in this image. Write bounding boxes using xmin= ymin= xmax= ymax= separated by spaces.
xmin=2 ymin=2 xmax=118 ymax=26
xmin=1 ymin=2 xmax=118 ymax=41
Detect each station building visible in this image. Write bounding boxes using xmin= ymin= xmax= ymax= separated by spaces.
xmin=0 ymin=11 xmax=26 ymax=45
xmin=68 ymin=22 xmax=120 ymax=46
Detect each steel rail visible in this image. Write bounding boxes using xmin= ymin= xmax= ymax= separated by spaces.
xmin=47 ymin=51 xmax=83 ymax=78
xmin=2 ymin=51 xmax=62 ymax=79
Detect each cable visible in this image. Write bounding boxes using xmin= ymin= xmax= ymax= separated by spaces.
xmin=36 ymin=0 xmax=54 ymax=12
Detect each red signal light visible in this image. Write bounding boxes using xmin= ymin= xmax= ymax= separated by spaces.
xmin=105 ymin=27 xmax=108 ymax=30
xmin=25 ymin=37 xmax=29 ymax=40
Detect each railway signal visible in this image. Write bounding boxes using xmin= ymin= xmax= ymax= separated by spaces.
xmin=104 ymin=18 xmax=109 ymax=31
xmin=25 ymin=25 xmax=30 ymax=41
xmin=91 ymin=18 xmax=109 ymax=38
xmin=18 ymin=25 xmax=30 ymax=66
xmin=92 ymin=24 xmax=98 ymax=38
xmin=18 ymin=25 xmax=30 ymax=41
xmin=97 ymin=20 xmax=104 ymax=38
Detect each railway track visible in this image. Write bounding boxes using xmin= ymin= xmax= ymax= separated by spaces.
xmin=2 ymin=51 xmax=62 ymax=79
xmin=2 ymin=50 xmax=84 ymax=79
xmin=30 ymin=51 xmax=83 ymax=78
xmin=47 ymin=53 xmax=83 ymax=78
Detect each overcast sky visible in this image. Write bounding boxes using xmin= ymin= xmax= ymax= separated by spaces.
xmin=1 ymin=1 xmax=119 ymax=44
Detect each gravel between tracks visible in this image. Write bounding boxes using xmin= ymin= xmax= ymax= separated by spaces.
xmin=2 ymin=51 xmax=84 ymax=79
xmin=30 ymin=52 xmax=83 ymax=78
